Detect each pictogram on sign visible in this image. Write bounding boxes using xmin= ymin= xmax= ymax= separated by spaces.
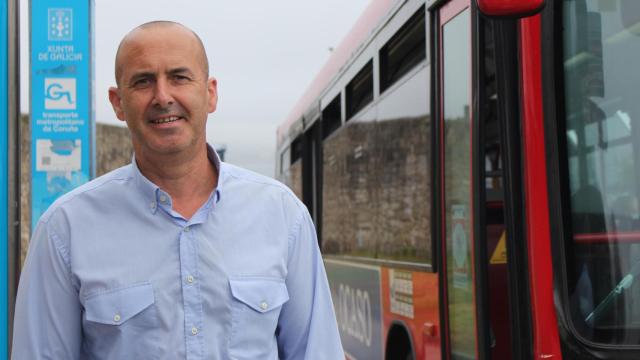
xmin=490 ymin=231 xmax=508 ymax=265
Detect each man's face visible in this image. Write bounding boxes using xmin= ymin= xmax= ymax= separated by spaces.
xmin=108 ymin=25 xmax=217 ymax=159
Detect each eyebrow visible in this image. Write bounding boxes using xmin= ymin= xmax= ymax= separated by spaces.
xmin=126 ymin=67 xmax=197 ymax=85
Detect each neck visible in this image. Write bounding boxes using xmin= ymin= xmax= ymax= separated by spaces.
xmin=135 ymin=144 xmax=218 ymax=219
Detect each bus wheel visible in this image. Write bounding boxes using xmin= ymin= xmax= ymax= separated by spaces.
xmin=385 ymin=325 xmax=414 ymax=360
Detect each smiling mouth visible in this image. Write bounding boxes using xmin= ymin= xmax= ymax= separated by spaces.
xmin=150 ymin=116 xmax=182 ymax=124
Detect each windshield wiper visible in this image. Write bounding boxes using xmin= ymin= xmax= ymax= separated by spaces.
xmin=585 ymin=260 xmax=640 ymax=325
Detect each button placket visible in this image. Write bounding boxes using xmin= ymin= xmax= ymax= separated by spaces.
xmin=179 ymin=222 xmax=203 ymax=356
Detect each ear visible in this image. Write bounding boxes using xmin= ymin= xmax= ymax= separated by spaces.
xmin=207 ymin=77 xmax=218 ymax=113
xmin=108 ymin=86 xmax=126 ymax=121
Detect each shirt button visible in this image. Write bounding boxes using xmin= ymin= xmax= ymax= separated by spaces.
xmin=260 ymin=302 xmax=268 ymax=311
xmin=184 ymin=226 xmax=191 ymax=232
xmin=114 ymin=314 xmax=121 ymax=322
xmin=149 ymin=202 xmax=156 ymax=209
xmin=159 ymin=194 xmax=167 ymax=203
xmin=191 ymin=326 xmax=198 ymax=335
xmin=186 ymin=275 xmax=194 ymax=284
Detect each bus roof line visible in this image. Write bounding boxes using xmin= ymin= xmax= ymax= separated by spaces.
xmin=276 ymin=0 xmax=403 ymax=146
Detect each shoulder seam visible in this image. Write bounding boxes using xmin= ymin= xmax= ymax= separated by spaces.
xmin=46 ymin=224 xmax=78 ymax=290
xmin=40 ymin=174 xmax=133 ymax=222
xmin=286 ymin=207 xmax=306 ymax=265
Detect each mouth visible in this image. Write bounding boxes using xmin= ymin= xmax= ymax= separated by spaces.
xmin=149 ymin=116 xmax=183 ymax=124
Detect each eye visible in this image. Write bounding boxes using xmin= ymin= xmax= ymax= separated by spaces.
xmin=131 ymin=77 xmax=152 ymax=88
xmin=173 ymin=74 xmax=192 ymax=83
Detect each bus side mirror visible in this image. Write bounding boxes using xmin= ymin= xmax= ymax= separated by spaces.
xmin=476 ymin=0 xmax=545 ymax=17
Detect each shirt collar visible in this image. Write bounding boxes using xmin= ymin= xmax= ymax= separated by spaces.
xmin=131 ymin=144 xmax=223 ymax=214
xmin=206 ymin=144 xmax=223 ymax=205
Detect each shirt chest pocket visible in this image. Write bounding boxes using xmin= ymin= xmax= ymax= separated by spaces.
xmin=228 ymin=277 xmax=289 ymax=359
xmin=82 ymin=282 xmax=160 ymax=358
xmin=85 ymin=282 xmax=156 ymax=325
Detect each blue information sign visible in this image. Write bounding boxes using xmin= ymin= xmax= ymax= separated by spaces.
xmin=0 ymin=0 xmax=8 ymax=355
xmin=30 ymin=1 xmax=93 ymax=227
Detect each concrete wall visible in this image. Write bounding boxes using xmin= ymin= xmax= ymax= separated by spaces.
xmin=20 ymin=115 xmax=133 ymax=265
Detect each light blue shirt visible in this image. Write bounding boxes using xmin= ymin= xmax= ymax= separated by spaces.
xmin=12 ymin=146 xmax=343 ymax=360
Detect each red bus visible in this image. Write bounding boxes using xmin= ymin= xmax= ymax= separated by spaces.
xmin=276 ymin=0 xmax=640 ymax=359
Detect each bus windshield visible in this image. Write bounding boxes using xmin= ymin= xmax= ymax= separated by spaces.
xmin=563 ymin=0 xmax=640 ymax=345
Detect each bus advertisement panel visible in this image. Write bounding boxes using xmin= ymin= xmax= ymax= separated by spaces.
xmin=326 ymin=259 xmax=383 ymax=360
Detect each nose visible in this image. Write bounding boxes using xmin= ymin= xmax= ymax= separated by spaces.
xmin=151 ymin=78 xmax=174 ymax=108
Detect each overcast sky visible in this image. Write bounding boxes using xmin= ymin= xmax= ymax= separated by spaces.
xmin=21 ymin=0 xmax=371 ymax=177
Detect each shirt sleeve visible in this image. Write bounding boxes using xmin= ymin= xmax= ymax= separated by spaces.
xmin=12 ymin=219 xmax=82 ymax=359
xmin=277 ymin=208 xmax=345 ymax=359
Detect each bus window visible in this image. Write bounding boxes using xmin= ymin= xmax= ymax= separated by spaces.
xmin=321 ymin=93 xmax=431 ymax=263
xmin=322 ymin=95 xmax=342 ymax=140
xmin=321 ymin=116 xmax=378 ymax=257
xmin=279 ymin=145 xmax=290 ymax=179
xmin=562 ymin=0 xmax=640 ymax=345
xmin=380 ymin=5 xmax=426 ymax=93
xmin=302 ymin=121 xmax=322 ymax=232
xmin=346 ymin=60 xmax=374 ymax=121
xmin=441 ymin=5 xmax=475 ymax=359
xmin=322 ymin=9 xmax=431 ymax=265
xmin=288 ymin=134 xmax=304 ymax=200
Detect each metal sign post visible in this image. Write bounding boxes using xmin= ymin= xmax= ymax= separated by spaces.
xmin=30 ymin=0 xmax=94 ymax=228
xmin=4 ymin=0 xmax=19 ymax=355
xmin=0 ymin=0 xmax=8 ymax=356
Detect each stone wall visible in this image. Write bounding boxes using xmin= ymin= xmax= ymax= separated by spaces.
xmin=321 ymin=116 xmax=431 ymax=263
xmin=280 ymin=116 xmax=432 ymax=263
xmin=95 ymin=122 xmax=134 ymax=177
xmin=19 ymin=115 xmax=133 ymax=265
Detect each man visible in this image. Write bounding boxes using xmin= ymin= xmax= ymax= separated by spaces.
xmin=12 ymin=21 xmax=344 ymax=359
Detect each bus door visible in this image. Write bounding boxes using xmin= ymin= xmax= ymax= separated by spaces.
xmin=435 ymin=0 xmax=517 ymax=358
xmin=436 ymin=0 xmax=478 ymax=358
